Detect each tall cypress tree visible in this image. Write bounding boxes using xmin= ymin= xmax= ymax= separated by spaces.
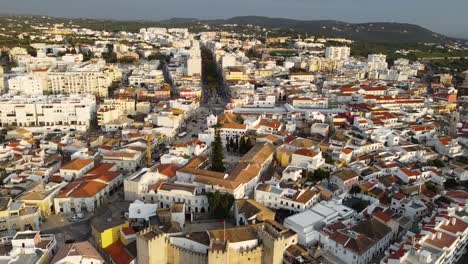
xmin=239 ymin=136 xmax=247 ymax=154
xmin=211 ymin=128 xmax=225 ymax=172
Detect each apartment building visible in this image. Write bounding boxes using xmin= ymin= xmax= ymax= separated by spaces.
xmin=7 ymin=75 xmax=47 ymax=95
xmin=325 ymin=46 xmax=351 ymax=61
xmin=46 ymin=71 xmax=111 ymax=97
xmin=0 ymin=94 xmax=96 ymax=131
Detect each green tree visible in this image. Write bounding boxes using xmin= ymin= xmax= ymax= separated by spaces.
xmin=245 ymin=137 xmax=253 ymax=153
xmin=308 ymin=168 xmax=330 ymax=182
xmin=428 ymin=159 xmax=446 ymax=168
xmin=349 ymin=185 xmax=361 ymax=195
xmin=235 ymin=115 xmax=244 ymax=124
xmin=425 ymin=182 xmax=438 ymax=193
xmin=444 ymin=179 xmax=457 ymax=189
xmin=210 ymin=128 xmax=225 ymax=172
xmin=26 ymin=46 xmax=37 ymax=57
xmin=239 ymin=136 xmax=247 ymax=154
xmin=207 ymin=191 xmax=234 ymax=218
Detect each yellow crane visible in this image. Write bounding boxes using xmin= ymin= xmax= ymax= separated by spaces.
xmin=146 ymin=134 xmax=153 ymax=168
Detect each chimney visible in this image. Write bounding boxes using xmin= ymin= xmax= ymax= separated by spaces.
xmin=437 ymin=232 xmax=442 ymax=239
xmin=451 ymin=218 xmax=456 ymax=225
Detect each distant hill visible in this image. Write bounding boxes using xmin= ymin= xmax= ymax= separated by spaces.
xmin=0 ymin=15 xmax=455 ymax=44
xmin=159 ymin=16 xmax=451 ymax=44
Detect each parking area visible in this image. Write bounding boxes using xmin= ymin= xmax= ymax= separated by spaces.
xmin=39 ymin=188 xmax=129 ymax=246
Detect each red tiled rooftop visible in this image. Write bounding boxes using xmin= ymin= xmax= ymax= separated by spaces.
xmin=104 ymin=241 xmax=134 ymax=264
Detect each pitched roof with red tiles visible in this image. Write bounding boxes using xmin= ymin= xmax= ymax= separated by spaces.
xmin=121 ymin=226 xmax=135 ymax=236
xmin=104 ymin=241 xmax=134 ymax=264
xmin=424 ymin=231 xmax=457 ymax=249
xmin=293 ymin=148 xmax=318 ymax=158
xmin=400 ymin=168 xmax=420 ymax=177
xmin=60 ymin=159 xmax=94 ymax=171
xmin=439 ymin=218 xmax=468 ymax=235
xmin=373 ymin=211 xmax=393 ymax=223
xmin=438 ymin=137 xmax=454 ymax=146
xmin=341 ymin=148 xmax=353 ymax=154
xmin=157 ymin=164 xmax=179 ymax=178
xmin=393 ymin=192 xmax=406 ymax=200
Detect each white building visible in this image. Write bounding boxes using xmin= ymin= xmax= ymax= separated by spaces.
xmin=59 ymin=158 xmax=95 ymax=182
xmin=101 ymin=150 xmax=143 ymax=173
xmin=45 ymin=61 xmax=119 ymax=97
xmin=284 ymin=197 xmax=355 ymax=246
xmin=145 ymin=182 xmax=209 ymax=213
xmin=321 ymin=218 xmax=393 ymax=264
xmin=7 ymin=75 xmax=47 ymax=95
xmin=368 ymin=54 xmax=388 ymax=71
xmin=54 ymin=164 xmax=123 ymax=214
xmin=2 ymin=231 xmax=57 ymax=264
xmin=325 ymin=46 xmax=351 ymax=61
xmin=254 ymin=183 xmax=320 ymax=213
xmin=0 ymin=94 xmax=96 ymax=131
xmin=290 ymin=148 xmax=325 ymax=172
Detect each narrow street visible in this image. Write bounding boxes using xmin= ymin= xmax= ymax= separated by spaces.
xmin=201 ymin=47 xmax=230 ymax=110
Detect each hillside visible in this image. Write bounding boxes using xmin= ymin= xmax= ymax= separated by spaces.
xmin=0 ymin=15 xmax=456 ymax=44
xmin=160 ymin=16 xmax=451 ymax=44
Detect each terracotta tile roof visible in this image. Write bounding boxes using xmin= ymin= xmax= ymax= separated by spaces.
xmin=333 ymin=169 xmax=359 ymax=181
xmin=121 ymin=226 xmax=135 ymax=236
xmin=258 ymin=119 xmax=282 ymax=129
xmin=221 ymin=123 xmax=247 ymax=130
xmin=393 ymin=192 xmax=406 ymax=200
xmin=49 ymin=176 xmax=64 ymax=183
xmin=446 ymin=191 xmax=468 ymax=200
xmin=400 ymin=168 xmax=420 ymax=177
xmin=341 ymin=148 xmax=353 ymax=154
xmin=227 ymin=162 xmax=261 ymax=183
xmin=293 ymin=189 xmax=318 ymax=204
xmin=193 ymin=175 xmax=241 ymax=190
xmin=51 ymin=241 xmax=103 ymax=264
xmin=157 ymin=164 xmax=179 ymax=178
xmin=60 ymin=159 xmax=94 ymax=171
xmin=240 ymin=142 xmax=276 ymax=165
xmin=104 ymin=241 xmax=134 ymax=264
xmin=439 ymin=218 xmax=468 ymax=234
xmin=235 ymin=199 xmax=275 ymax=222
xmin=424 ymin=231 xmax=457 ymax=249
xmin=388 ymin=247 xmax=407 ymax=260
xmin=438 ymin=137 xmax=454 ymax=146
xmin=373 ymin=211 xmax=393 ymax=223
xmin=293 ymin=148 xmax=318 ymax=158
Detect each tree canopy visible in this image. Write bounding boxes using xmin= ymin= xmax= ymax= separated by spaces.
xmin=210 ymin=128 xmax=225 ymax=172
xmin=207 ymin=191 xmax=234 ymax=218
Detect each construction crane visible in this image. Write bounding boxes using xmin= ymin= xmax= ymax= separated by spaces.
xmin=146 ymin=134 xmax=154 ymax=168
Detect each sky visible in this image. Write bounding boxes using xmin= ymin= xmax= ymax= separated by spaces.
xmin=1 ymin=0 xmax=467 ymax=38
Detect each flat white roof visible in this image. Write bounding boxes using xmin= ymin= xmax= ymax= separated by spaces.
xmin=286 ymin=209 xmax=324 ymax=228
xmin=311 ymin=203 xmax=336 ymax=217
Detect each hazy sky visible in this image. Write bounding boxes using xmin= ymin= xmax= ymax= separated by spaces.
xmin=1 ymin=0 xmax=467 ymax=37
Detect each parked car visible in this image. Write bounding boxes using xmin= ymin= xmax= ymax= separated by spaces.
xmin=69 ymin=215 xmax=79 ymax=222
xmin=76 ymin=213 xmax=84 ymax=219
